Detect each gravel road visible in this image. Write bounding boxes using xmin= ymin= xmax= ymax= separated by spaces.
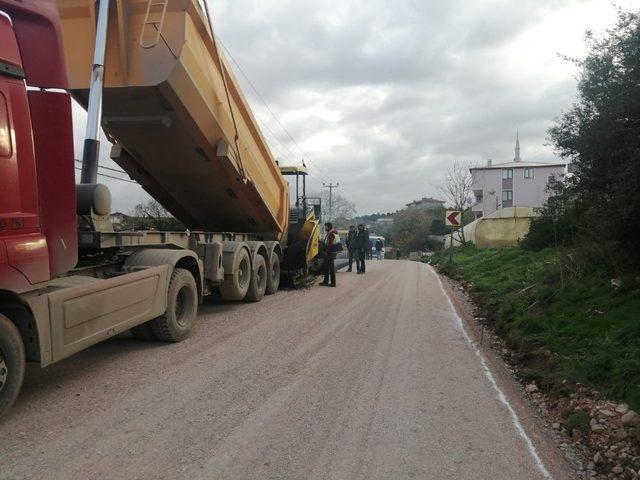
xmin=0 ymin=261 xmax=572 ymax=480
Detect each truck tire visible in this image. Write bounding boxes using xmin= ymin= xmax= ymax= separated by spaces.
xmin=245 ymin=254 xmax=267 ymax=302
xmin=220 ymin=248 xmax=251 ymax=301
xmin=265 ymin=252 xmax=280 ymax=295
xmin=0 ymin=313 xmax=25 ymax=418
xmin=151 ymin=268 xmax=198 ymax=342
xmin=130 ymin=322 xmax=156 ymax=341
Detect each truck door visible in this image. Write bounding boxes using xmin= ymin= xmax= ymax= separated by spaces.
xmin=0 ymin=13 xmax=50 ymax=290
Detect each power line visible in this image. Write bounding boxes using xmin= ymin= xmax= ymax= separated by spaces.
xmin=257 ymin=120 xmax=298 ymax=161
xmin=200 ymin=4 xmax=303 ymax=168
xmin=74 ymin=159 xmax=127 ymax=175
xmin=215 ymin=35 xmax=332 ymax=180
xmin=216 ymin=38 xmax=301 ymax=151
xmin=254 ymin=116 xmax=298 ymax=162
xmin=97 ymin=164 xmax=127 ymax=175
xmin=74 ymin=166 xmax=137 ymax=184
xmin=216 ymin=41 xmax=301 ymax=165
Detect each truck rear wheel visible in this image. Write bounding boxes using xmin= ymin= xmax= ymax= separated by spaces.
xmin=151 ymin=268 xmax=198 ymax=342
xmin=245 ymin=254 xmax=267 ymax=302
xmin=265 ymin=252 xmax=280 ymax=295
xmin=0 ymin=313 xmax=25 ymax=418
xmin=220 ymin=248 xmax=251 ymax=301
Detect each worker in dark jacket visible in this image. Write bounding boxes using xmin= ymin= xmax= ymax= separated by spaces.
xmin=366 ymin=238 xmax=373 ymax=260
xmin=355 ymin=224 xmax=369 ymax=274
xmin=375 ymin=238 xmax=383 ymax=260
xmin=346 ymin=225 xmax=357 ymax=272
xmin=320 ymin=222 xmax=340 ymax=287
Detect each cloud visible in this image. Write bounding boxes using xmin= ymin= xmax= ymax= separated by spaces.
xmin=74 ymin=0 xmax=637 ymax=215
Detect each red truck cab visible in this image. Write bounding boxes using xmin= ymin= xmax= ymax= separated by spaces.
xmin=0 ymin=1 xmax=77 ymax=294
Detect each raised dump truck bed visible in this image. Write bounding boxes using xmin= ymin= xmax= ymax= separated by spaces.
xmin=56 ymin=0 xmax=289 ymax=239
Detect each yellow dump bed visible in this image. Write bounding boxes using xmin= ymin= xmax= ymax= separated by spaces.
xmin=56 ymin=0 xmax=289 ymax=240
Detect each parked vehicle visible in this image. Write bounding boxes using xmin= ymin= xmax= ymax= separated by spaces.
xmin=0 ymin=0 xmax=319 ymax=417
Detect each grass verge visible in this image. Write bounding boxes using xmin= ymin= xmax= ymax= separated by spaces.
xmin=428 ymin=244 xmax=640 ymax=411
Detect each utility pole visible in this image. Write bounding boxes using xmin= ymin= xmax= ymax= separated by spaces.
xmin=323 ymin=182 xmax=339 ymax=222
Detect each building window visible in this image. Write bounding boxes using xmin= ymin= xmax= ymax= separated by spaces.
xmin=524 ymin=168 xmax=534 ymax=179
xmin=502 ymin=169 xmax=513 ymax=179
xmin=548 ymin=174 xmax=556 ymax=184
xmin=502 ymin=190 xmax=513 ymax=202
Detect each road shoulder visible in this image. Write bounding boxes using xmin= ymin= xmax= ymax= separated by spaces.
xmin=431 ymin=265 xmax=577 ymax=480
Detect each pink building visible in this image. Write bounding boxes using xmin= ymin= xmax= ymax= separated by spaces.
xmin=470 ymin=134 xmax=566 ymax=219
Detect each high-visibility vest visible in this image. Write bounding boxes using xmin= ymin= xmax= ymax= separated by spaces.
xmin=325 ymin=230 xmax=342 ymax=251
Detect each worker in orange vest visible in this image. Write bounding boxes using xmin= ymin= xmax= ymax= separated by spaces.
xmin=320 ymin=222 xmax=341 ymax=287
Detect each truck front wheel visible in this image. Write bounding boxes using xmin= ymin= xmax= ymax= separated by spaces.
xmin=0 ymin=313 xmax=25 ymax=417
xmin=151 ymin=268 xmax=198 ymax=342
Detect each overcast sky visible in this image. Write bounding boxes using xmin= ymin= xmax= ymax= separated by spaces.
xmin=73 ymin=0 xmax=637 ymax=215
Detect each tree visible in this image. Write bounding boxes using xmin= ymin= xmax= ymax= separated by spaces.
xmin=546 ymin=8 xmax=640 ymax=250
xmin=439 ymin=159 xmax=473 ymax=243
xmin=310 ymin=191 xmax=356 ymax=225
xmin=130 ymin=200 xmax=184 ymax=231
xmin=388 ymin=208 xmax=444 ymax=254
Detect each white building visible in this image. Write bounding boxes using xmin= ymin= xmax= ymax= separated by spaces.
xmin=470 ymin=134 xmax=566 ymax=219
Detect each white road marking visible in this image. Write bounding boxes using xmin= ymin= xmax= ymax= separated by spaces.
xmin=428 ymin=264 xmax=554 ymax=480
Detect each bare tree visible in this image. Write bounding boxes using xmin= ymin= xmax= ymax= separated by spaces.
xmin=131 ymin=200 xmax=184 ymax=231
xmin=311 ymin=191 xmax=356 ymax=225
xmin=439 ymin=159 xmax=473 ymax=243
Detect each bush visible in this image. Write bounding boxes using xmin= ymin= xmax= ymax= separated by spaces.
xmin=424 ymin=236 xmax=444 ymax=252
xmin=566 ymin=410 xmax=590 ymax=434
xmin=521 ymin=213 xmax=576 ymax=252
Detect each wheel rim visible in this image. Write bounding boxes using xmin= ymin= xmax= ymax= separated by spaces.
xmin=174 ymin=286 xmax=193 ymax=328
xmin=0 ymin=348 xmax=7 ymax=394
xmin=271 ymin=258 xmax=279 ymax=282
xmin=238 ymin=257 xmax=250 ymax=288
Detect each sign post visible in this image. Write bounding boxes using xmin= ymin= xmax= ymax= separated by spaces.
xmin=445 ymin=210 xmax=462 ymax=264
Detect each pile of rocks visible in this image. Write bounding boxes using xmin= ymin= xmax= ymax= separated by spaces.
xmin=524 ymin=382 xmax=640 ymax=479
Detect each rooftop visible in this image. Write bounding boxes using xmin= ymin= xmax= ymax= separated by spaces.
xmin=471 ymin=133 xmax=567 ymax=171
xmin=470 ymin=160 xmax=566 ymax=171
